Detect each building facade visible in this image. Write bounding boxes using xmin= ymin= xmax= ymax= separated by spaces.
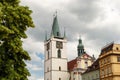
xmin=99 ymin=42 xmax=120 ymax=80
xmin=82 ymin=59 xmax=100 ymax=80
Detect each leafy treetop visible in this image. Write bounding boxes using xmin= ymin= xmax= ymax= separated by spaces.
xmin=0 ymin=0 xmax=34 ymax=80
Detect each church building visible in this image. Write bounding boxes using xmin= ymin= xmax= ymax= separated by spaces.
xmin=44 ymin=14 xmax=95 ymax=80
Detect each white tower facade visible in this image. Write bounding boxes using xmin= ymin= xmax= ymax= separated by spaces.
xmin=44 ymin=15 xmax=68 ymax=80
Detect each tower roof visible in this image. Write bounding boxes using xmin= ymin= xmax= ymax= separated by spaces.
xmin=77 ymin=37 xmax=85 ymax=56
xmin=45 ymin=31 xmax=47 ymax=41
xmin=68 ymin=59 xmax=77 ymax=71
xmin=78 ymin=38 xmax=84 ymax=48
xmin=51 ymin=14 xmax=61 ymax=37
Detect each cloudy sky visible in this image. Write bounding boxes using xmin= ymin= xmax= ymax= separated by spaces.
xmin=20 ymin=0 xmax=120 ymax=80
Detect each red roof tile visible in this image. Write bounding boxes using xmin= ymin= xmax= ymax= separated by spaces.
xmin=83 ymin=53 xmax=92 ymax=58
xmin=68 ymin=59 xmax=77 ymax=71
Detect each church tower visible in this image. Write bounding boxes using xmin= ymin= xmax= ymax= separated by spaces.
xmin=44 ymin=14 xmax=68 ymax=80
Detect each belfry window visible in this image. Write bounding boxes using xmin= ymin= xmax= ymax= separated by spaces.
xmin=58 ymin=49 xmax=61 ymax=58
xmin=59 ymin=66 xmax=61 ymax=71
xmin=57 ymin=32 xmax=59 ymax=36
xmin=59 ymin=78 xmax=61 ymax=80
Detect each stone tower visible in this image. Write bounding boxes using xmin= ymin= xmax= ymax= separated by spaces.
xmin=44 ymin=14 xmax=68 ymax=80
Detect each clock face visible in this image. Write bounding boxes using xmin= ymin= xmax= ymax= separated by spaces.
xmin=56 ymin=41 xmax=63 ymax=49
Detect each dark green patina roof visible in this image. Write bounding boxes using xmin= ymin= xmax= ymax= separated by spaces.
xmin=77 ymin=37 xmax=85 ymax=56
xmin=51 ymin=15 xmax=61 ymax=37
xmin=78 ymin=38 xmax=84 ymax=49
xmin=45 ymin=31 xmax=47 ymax=41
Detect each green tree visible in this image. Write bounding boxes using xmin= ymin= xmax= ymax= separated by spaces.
xmin=0 ymin=0 xmax=34 ymax=80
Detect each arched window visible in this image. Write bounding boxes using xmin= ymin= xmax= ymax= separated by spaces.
xmin=59 ymin=66 xmax=61 ymax=71
xmin=58 ymin=49 xmax=61 ymax=58
xmin=57 ymin=32 xmax=59 ymax=36
xmin=59 ymin=78 xmax=61 ymax=80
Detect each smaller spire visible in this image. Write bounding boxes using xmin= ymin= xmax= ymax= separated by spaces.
xmin=92 ymin=54 xmax=96 ymax=61
xmin=45 ymin=31 xmax=47 ymax=41
xmin=64 ymin=27 xmax=66 ymax=38
xmin=53 ymin=11 xmax=57 ymax=17
xmin=78 ymin=35 xmax=82 ymax=43
xmin=77 ymin=36 xmax=84 ymax=56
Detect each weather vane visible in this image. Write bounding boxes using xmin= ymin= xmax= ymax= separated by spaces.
xmin=79 ymin=34 xmax=81 ymax=39
xmin=53 ymin=10 xmax=58 ymax=17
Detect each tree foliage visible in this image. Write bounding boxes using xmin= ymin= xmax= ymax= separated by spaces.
xmin=0 ymin=0 xmax=34 ymax=80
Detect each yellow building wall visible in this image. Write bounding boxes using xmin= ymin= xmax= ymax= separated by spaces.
xmin=111 ymin=55 xmax=117 ymax=63
xmin=113 ymin=76 xmax=120 ymax=80
xmin=112 ymin=64 xmax=120 ymax=75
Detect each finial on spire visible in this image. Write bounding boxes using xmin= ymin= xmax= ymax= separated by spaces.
xmin=64 ymin=27 xmax=66 ymax=38
xmin=55 ymin=10 xmax=57 ymax=16
xmin=53 ymin=10 xmax=57 ymax=17
xmin=77 ymin=35 xmax=84 ymax=56
xmin=78 ymin=34 xmax=81 ymax=40
xmin=78 ymin=35 xmax=82 ymax=44
xmin=92 ymin=54 xmax=96 ymax=60
xmin=45 ymin=31 xmax=47 ymax=41
xmin=78 ymin=34 xmax=81 ymax=39
xmin=51 ymin=11 xmax=61 ymax=38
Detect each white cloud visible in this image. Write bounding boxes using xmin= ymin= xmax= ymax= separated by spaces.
xmin=26 ymin=62 xmax=42 ymax=71
xmin=22 ymin=37 xmax=44 ymax=54
xmin=67 ymin=42 xmax=77 ymax=61
xmin=28 ymin=75 xmax=43 ymax=80
xmin=22 ymin=34 xmax=44 ymax=80
xmin=30 ymin=53 xmax=42 ymax=62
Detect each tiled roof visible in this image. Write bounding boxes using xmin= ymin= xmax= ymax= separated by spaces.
xmin=68 ymin=53 xmax=95 ymax=71
xmin=101 ymin=42 xmax=114 ymax=54
xmin=82 ymin=53 xmax=92 ymax=58
xmin=83 ymin=59 xmax=99 ymax=74
xmin=77 ymin=53 xmax=95 ymax=61
xmin=68 ymin=59 xmax=77 ymax=71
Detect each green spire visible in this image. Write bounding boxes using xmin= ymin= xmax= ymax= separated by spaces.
xmin=64 ymin=27 xmax=66 ymax=38
xmin=51 ymin=12 xmax=61 ymax=37
xmin=45 ymin=31 xmax=47 ymax=41
xmin=77 ymin=37 xmax=84 ymax=56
